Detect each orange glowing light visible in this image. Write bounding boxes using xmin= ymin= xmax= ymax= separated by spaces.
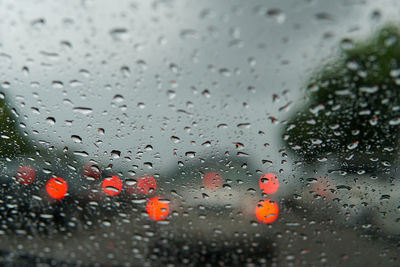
xmin=16 ymin=166 xmax=36 ymax=184
xmin=46 ymin=177 xmax=68 ymax=200
xmin=259 ymin=173 xmax=279 ymax=194
xmin=146 ymin=197 xmax=170 ymax=221
xmin=203 ymin=172 xmax=224 ymax=190
xmin=255 ymin=199 xmax=279 ymax=224
xmin=102 ymin=175 xmax=123 ymax=196
xmin=126 ymin=175 xmax=157 ymax=195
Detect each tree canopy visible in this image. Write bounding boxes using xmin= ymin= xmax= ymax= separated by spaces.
xmin=283 ymin=25 xmax=400 ymax=172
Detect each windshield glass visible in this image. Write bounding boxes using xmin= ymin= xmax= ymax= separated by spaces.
xmin=1 ymin=0 xmax=400 ymax=266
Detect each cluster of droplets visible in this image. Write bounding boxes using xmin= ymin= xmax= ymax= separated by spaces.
xmin=201 ymin=171 xmax=280 ymax=224
xmin=257 ymin=173 xmax=280 ymax=224
xmin=13 ymin=161 xmax=169 ymax=222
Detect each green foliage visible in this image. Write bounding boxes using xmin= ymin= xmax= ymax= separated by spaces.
xmin=0 ymin=96 xmax=34 ymax=158
xmin=283 ymin=24 xmax=400 ymax=170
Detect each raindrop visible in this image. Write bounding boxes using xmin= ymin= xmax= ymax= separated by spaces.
xmin=185 ymin=151 xmax=196 ymax=158
xmin=180 ymin=29 xmax=199 ymax=39
xmin=237 ymin=123 xmax=251 ymax=129
xmin=110 ymin=28 xmax=129 ymax=41
xmin=40 ymin=214 xmax=54 ymax=219
xmin=52 ymin=81 xmax=64 ymax=89
xmin=202 ymin=89 xmax=210 ymax=98
xmin=347 ymin=141 xmax=359 ymax=150
xmin=144 ymin=162 xmax=153 ymax=168
xmin=202 ymin=141 xmax=211 ymax=147
xmin=136 ymin=60 xmax=147 ymax=70
xmin=71 ymin=135 xmax=82 ymax=143
xmin=266 ymin=8 xmax=286 ymax=24
xmin=31 ymin=18 xmax=45 ymax=29
xmin=217 ymin=123 xmax=228 ymax=129
xmin=219 ymin=68 xmax=231 ymax=77
xmin=248 ymin=57 xmax=256 ymax=68
xmin=167 ymin=90 xmax=176 ymax=99
xmin=111 ymin=150 xmax=121 ymax=159
xmin=121 ymin=66 xmax=131 ymax=77
xmin=340 ymin=38 xmax=354 ymax=50
xmin=46 ymin=117 xmax=56 ymax=125
xmin=73 ymin=151 xmax=89 ymax=157
xmin=113 ymin=94 xmax=125 ymax=103
xmin=389 ymin=118 xmax=400 ymax=125
xmin=171 ymin=136 xmax=181 ymax=143
xmin=102 ymin=220 xmax=112 ymax=227
xmin=73 ymin=107 xmax=93 ymax=115
xmin=22 ymin=66 xmax=29 ymax=76
xmin=105 ymin=186 xmax=120 ymax=193
xmin=315 ymin=12 xmax=333 ymax=20
xmin=169 ymin=63 xmax=179 ymax=73
xmin=371 ymin=9 xmax=382 ymax=21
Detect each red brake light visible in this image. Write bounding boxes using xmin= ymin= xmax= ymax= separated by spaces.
xmin=102 ymin=175 xmax=123 ymax=196
xmin=16 ymin=166 xmax=36 ymax=184
xmin=146 ymin=197 xmax=170 ymax=221
xmin=126 ymin=174 xmax=157 ymax=195
xmin=46 ymin=177 xmax=68 ymax=200
xmin=203 ymin=172 xmax=224 ymax=190
xmin=255 ymin=199 xmax=279 ymax=224
xmin=259 ymin=173 xmax=279 ymax=194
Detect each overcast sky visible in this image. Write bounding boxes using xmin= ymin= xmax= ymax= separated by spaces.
xmin=0 ymin=0 xmax=399 ymax=177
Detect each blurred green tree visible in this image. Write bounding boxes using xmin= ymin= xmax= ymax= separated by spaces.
xmin=0 ymin=95 xmax=34 ymax=158
xmin=283 ymin=25 xmax=400 ymax=172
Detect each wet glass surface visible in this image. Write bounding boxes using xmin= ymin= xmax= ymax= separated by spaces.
xmin=1 ymin=0 xmax=400 ymax=266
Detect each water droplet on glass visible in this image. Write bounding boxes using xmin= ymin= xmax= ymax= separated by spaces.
xmin=73 ymin=107 xmax=93 ymax=115
xmin=71 ymin=135 xmax=82 ymax=143
xmin=110 ymin=28 xmax=129 ymax=41
xmin=46 ymin=117 xmax=56 ymax=125
xmin=111 ymin=150 xmax=121 ymax=159
xmin=185 ymin=151 xmax=196 ymax=158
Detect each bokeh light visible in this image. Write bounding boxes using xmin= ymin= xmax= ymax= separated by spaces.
xmin=16 ymin=166 xmax=36 ymax=184
xmin=259 ymin=173 xmax=279 ymax=194
xmin=126 ymin=174 xmax=157 ymax=195
xmin=255 ymin=199 xmax=279 ymax=224
xmin=203 ymin=172 xmax=224 ymax=190
xmin=82 ymin=162 xmax=102 ymax=180
xmin=146 ymin=197 xmax=170 ymax=221
xmin=102 ymin=175 xmax=123 ymax=196
xmin=46 ymin=177 xmax=68 ymax=200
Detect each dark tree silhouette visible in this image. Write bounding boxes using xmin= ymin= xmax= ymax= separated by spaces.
xmin=283 ymin=25 xmax=400 ymax=172
xmin=0 ymin=96 xmax=34 ymax=158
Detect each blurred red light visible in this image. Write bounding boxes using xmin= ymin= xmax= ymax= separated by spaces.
xmin=203 ymin=172 xmax=224 ymax=190
xmin=46 ymin=177 xmax=68 ymax=200
xmin=255 ymin=199 xmax=279 ymax=224
xmin=16 ymin=166 xmax=36 ymax=184
xmin=126 ymin=174 xmax=157 ymax=195
xmin=146 ymin=197 xmax=170 ymax=221
xmin=259 ymin=173 xmax=279 ymax=194
xmin=82 ymin=162 xmax=102 ymax=179
xmin=102 ymin=175 xmax=123 ymax=196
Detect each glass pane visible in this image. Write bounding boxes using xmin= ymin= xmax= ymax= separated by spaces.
xmin=0 ymin=0 xmax=399 ymax=265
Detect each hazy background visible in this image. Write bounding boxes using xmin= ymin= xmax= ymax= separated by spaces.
xmin=0 ymin=0 xmax=399 ymax=179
